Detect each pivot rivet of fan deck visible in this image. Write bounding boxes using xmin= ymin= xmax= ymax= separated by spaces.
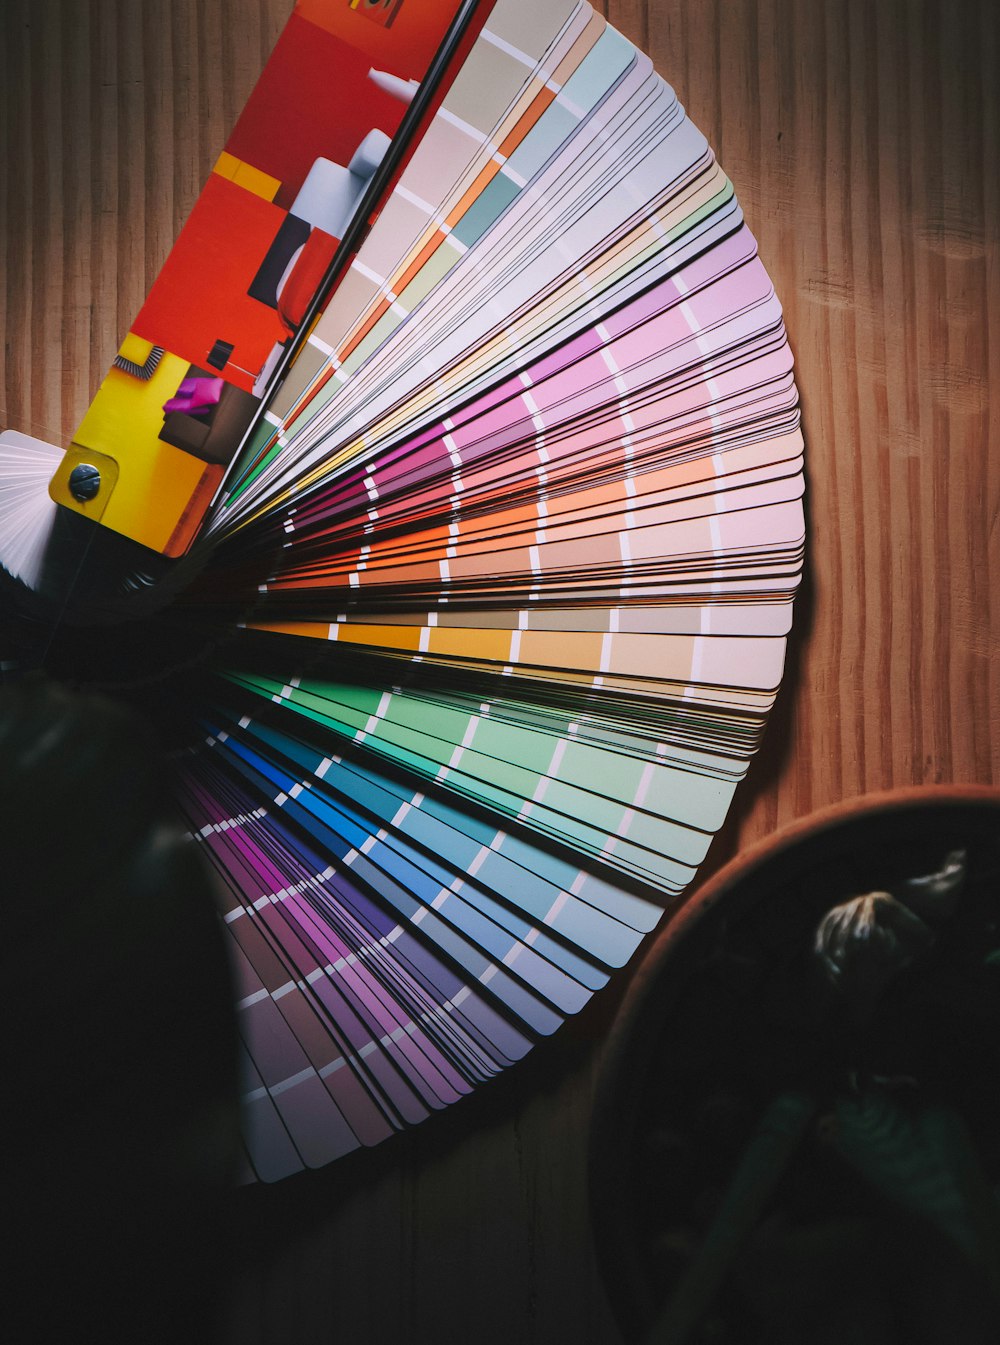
xmin=69 ymin=463 xmax=101 ymax=502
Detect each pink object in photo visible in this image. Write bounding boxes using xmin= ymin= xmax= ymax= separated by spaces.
xmin=163 ymin=377 xmax=225 ymax=416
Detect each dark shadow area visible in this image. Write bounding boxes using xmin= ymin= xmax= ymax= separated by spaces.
xmin=1 ymin=681 xmax=242 ymax=1343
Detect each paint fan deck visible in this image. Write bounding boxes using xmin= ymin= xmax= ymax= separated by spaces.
xmin=0 ymin=0 xmax=804 ymax=1182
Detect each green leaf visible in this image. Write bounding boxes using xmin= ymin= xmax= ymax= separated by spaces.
xmin=644 ymin=1091 xmax=817 ymax=1345
xmin=831 ymin=1089 xmax=999 ymax=1268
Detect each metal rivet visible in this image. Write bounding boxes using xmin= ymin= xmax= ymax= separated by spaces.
xmin=69 ymin=463 xmax=101 ymax=502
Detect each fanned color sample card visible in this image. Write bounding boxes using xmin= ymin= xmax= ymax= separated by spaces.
xmin=0 ymin=0 xmax=804 ymax=1182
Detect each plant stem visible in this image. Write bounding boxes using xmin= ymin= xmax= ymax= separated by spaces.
xmin=642 ymin=1090 xmax=818 ymax=1345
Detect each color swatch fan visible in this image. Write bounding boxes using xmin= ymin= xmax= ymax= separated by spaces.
xmin=0 ymin=0 xmax=805 ymax=1182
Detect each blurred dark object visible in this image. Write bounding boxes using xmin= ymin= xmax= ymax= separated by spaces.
xmin=0 ymin=678 xmax=241 ymax=1342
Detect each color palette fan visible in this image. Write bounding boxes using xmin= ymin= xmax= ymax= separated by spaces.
xmin=0 ymin=0 xmax=804 ymax=1182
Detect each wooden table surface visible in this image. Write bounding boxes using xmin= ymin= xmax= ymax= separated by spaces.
xmin=3 ymin=2 xmax=997 ymax=1340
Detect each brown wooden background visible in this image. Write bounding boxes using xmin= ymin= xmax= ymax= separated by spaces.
xmin=2 ymin=2 xmax=997 ymax=1340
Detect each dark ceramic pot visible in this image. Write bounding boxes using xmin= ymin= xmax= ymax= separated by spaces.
xmin=589 ymin=786 xmax=1000 ymax=1344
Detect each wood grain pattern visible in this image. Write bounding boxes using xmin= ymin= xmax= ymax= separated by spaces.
xmin=2 ymin=2 xmax=997 ymax=1340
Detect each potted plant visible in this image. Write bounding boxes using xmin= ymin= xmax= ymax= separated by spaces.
xmin=589 ymin=788 xmax=1000 ymax=1345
